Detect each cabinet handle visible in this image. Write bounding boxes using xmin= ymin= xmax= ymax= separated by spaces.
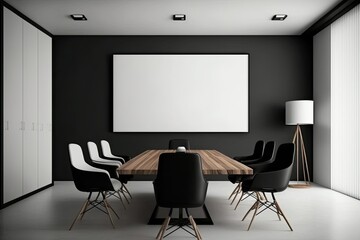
xmin=5 ymin=121 xmax=9 ymax=130
xmin=32 ymin=122 xmax=35 ymax=131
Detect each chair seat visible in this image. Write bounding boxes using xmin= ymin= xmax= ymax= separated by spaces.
xmin=228 ymin=174 xmax=242 ymax=184
xmin=110 ymin=178 xmax=122 ymax=191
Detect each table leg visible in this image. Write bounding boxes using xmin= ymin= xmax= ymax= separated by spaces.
xmin=148 ymin=204 xmax=214 ymax=225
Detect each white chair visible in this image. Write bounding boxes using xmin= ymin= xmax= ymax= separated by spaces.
xmin=100 ymin=140 xmax=133 ymax=199
xmin=100 ymin=140 xmax=125 ymax=164
xmin=88 ymin=141 xmax=131 ymax=204
xmin=68 ymin=143 xmax=121 ymax=230
xmin=88 ymin=141 xmax=122 ymax=167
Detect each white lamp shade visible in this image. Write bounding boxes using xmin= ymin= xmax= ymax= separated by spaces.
xmin=285 ymin=100 xmax=314 ymax=125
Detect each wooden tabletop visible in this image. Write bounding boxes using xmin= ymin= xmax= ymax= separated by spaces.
xmin=118 ymin=149 xmax=253 ymax=175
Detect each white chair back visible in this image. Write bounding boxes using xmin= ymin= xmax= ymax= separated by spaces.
xmin=87 ymin=141 xmax=101 ymax=160
xmin=88 ymin=141 xmax=122 ymax=167
xmin=101 ymin=140 xmax=113 ymax=157
xmin=69 ymin=143 xmax=109 ymax=176
xmin=101 ymin=140 xmax=123 ymax=160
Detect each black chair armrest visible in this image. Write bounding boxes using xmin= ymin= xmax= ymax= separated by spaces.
xmin=233 ymin=155 xmax=255 ymax=161
xmin=71 ymin=167 xmax=115 ymax=192
xmin=240 ymin=157 xmax=263 ymax=164
xmin=242 ymin=167 xmax=292 ymax=193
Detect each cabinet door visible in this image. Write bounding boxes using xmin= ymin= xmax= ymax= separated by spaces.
xmin=37 ymin=31 xmax=52 ymax=188
xmin=22 ymin=21 xmax=38 ymax=194
xmin=3 ymin=8 xmax=23 ymax=203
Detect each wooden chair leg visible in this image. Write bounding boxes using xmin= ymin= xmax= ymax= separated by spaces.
xmin=105 ymin=201 xmax=120 ymax=219
xmin=242 ymin=197 xmax=258 ymax=221
xmin=228 ymin=183 xmax=240 ymax=201
xmin=79 ymin=199 xmax=90 ymax=220
xmin=120 ymin=185 xmax=130 ymax=204
xmin=274 ymin=197 xmax=293 ymax=231
xmin=189 ymin=215 xmax=202 ymax=240
xmin=102 ymin=193 xmax=115 ymax=229
xmin=69 ymin=198 xmax=89 ymax=230
xmin=157 ymin=216 xmax=171 ymax=240
xmin=247 ymin=193 xmax=261 ymax=231
xmin=117 ymin=191 xmax=126 ymax=209
xmin=234 ymin=191 xmax=245 ymax=210
xmin=230 ymin=183 xmax=242 ymax=205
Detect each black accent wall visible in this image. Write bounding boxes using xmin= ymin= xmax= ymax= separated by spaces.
xmin=53 ymin=36 xmax=313 ymax=181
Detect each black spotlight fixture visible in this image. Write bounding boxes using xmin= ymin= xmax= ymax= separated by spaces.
xmin=173 ymin=14 xmax=186 ymax=21
xmin=272 ymin=14 xmax=287 ymax=21
xmin=71 ymin=14 xmax=87 ymax=21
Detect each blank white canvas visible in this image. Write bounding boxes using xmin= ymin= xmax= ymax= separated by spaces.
xmin=113 ymin=54 xmax=248 ymax=132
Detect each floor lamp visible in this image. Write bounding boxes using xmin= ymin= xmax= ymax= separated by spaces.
xmin=285 ymin=100 xmax=313 ymax=188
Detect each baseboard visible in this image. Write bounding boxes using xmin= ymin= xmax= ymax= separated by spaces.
xmin=1 ymin=182 xmax=54 ymax=209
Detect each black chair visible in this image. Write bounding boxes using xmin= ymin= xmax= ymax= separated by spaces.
xmin=233 ymin=140 xmax=264 ymax=161
xmin=168 ymin=139 xmax=191 ymax=150
xmin=88 ymin=141 xmax=132 ymax=202
xmin=228 ymin=141 xmax=275 ymax=206
xmin=241 ymin=143 xmax=295 ymax=231
xmin=100 ymin=140 xmax=133 ymax=199
xmin=68 ymin=143 xmax=121 ymax=230
xmin=153 ymin=153 xmax=208 ymax=240
xmin=100 ymin=140 xmax=131 ymax=163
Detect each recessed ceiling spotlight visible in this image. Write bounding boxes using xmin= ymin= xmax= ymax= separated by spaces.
xmin=71 ymin=14 xmax=87 ymax=21
xmin=173 ymin=14 xmax=186 ymax=21
xmin=272 ymin=14 xmax=287 ymax=21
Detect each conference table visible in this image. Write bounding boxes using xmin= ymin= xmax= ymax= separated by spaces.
xmin=118 ymin=149 xmax=253 ymax=225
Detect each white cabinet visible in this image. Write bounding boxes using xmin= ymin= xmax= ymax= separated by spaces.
xmin=2 ymin=7 xmax=52 ymax=204
xmin=38 ymin=31 xmax=52 ymax=188
xmin=3 ymin=7 xmax=24 ymax=203
xmin=22 ymin=21 xmax=39 ymax=194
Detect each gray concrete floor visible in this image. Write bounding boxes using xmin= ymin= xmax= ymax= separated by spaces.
xmin=0 ymin=181 xmax=360 ymax=240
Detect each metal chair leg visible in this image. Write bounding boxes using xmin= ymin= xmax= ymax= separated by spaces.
xmin=122 ymin=183 xmax=133 ymax=199
xmin=80 ymin=193 xmax=92 ymax=220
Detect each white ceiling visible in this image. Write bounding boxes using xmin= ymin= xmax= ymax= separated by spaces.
xmin=5 ymin=0 xmax=343 ymax=35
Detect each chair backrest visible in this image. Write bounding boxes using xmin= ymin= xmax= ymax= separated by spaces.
xmin=252 ymin=140 xmax=265 ymax=158
xmin=268 ymin=143 xmax=295 ymax=172
xmin=257 ymin=141 xmax=275 ymax=163
xmin=100 ymin=140 xmax=122 ymax=159
xmin=168 ymin=139 xmax=191 ymax=150
xmin=87 ymin=141 xmax=101 ymax=160
xmin=69 ymin=143 xmax=106 ymax=173
xmin=244 ymin=143 xmax=295 ymax=193
xmin=153 ymin=153 xmax=208 ymax=208
xmin=100 ymin=140 xmax=113 ymax=157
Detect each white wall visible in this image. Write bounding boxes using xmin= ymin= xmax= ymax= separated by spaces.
xmin=313 ymin=4 xmax=360 ymax=199
xmin=331 ymin=4 xmax=360 ymax=199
